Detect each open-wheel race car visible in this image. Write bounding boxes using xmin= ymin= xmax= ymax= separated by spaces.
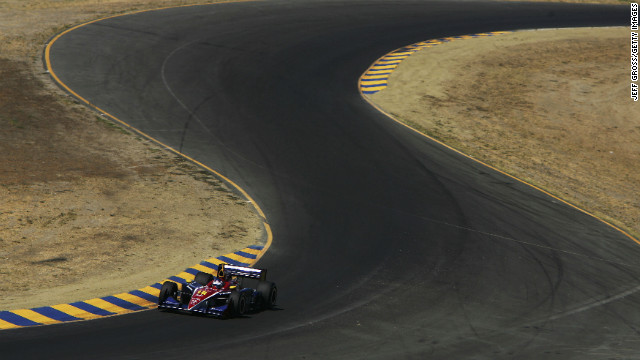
xmin=157 ymin=263 xmax=277 ymax=318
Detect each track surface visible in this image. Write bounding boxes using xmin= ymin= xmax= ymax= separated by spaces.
xmin=2 ymin=1 xmax=637 ymax=358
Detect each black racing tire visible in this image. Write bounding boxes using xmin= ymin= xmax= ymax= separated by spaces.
xmin=158 ymin=281 xmax=178 ymax=305
xmin=180 ymin=283 xmax=192 ymax=305
xmin=257 ymin=281 xmax=277 ymax=309
xmin=229 ymin=291 xmax=249 ymax=317
xmin=194 ymin=271 xmax=214 ymax=286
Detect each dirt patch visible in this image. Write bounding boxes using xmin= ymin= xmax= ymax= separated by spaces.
xmin=0 ymin=0 xmax=261 ymax=310
xmin=369 ymin=27 xmax=639 ymax=240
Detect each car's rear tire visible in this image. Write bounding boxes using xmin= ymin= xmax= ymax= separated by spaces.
xmin=257 ymin=281 xmax=277 ymax=309
xmin=158 ymin=281 xmax=178 ymax=305
xmin=194 ymin=271 xmax=214 ymax=286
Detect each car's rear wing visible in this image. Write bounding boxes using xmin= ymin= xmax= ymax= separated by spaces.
xmin=218 ymin=263 xmax=267 ymax=281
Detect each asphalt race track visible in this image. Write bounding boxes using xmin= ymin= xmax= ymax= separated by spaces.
xmin=2 ymin=1 xmax=636 ymax=358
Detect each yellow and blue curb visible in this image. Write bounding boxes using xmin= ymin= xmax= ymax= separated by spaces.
xmin=359 ymin=32 xmax=510 ymax=94
xmin=0 ymin=243 xmax=268 ymax=329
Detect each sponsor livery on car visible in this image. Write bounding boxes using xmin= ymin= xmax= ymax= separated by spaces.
xmin=157 ymin=264 xmax=277 ymax=318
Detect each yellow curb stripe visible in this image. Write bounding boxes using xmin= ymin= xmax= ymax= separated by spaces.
xmin=361 ymin=74 xmax=390 ymax=80
xmin=223 ymin=252 xmax=256 ymax=263
xmin=0 ymin=319 xmax=21 ymax=330
xmin=9 ymin=310 xmax=61 ymax=325
xmin=360 ymin=80 xmax=388 ymax=86
xmin=365 ymin=70 xmax=393 ymax=75
xmin=383 ymin=55 xmax=410 ymax=59
xmin=138 ymin=286 xmax=161 ymax=297
xmin=113 ymin=293 xmax=156 ymax=308
xmin=371 ymin=64 xmax=398 ymax=70
xmin=240 ymin=247 xmax=262 ymax=256
xmin=84 ymin=298 xmax=133 ymax=314
xmin=203 ymin=257 xmax=225 ymax=266
xmin=164 ymin=273 xmax=193 ymax=283
xmin=191 ymin=263 xmax=218 ymax=273
xmin=362 ymin=85 xmax=388 ymax=92
xmin=175 ymin=272 xmax=197 ymax=282
xmin=51 ymin=304 xmax=103 ymax=320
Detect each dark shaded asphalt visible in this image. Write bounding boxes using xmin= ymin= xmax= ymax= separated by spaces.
xmin=3 ymin=1 xmax=638 ymax=359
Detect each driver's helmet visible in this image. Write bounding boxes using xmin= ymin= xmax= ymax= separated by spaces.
xmin=212 ymin=278 xmax=223 ymax=289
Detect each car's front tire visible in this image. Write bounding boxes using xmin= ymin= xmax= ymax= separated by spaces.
xmin=158 ymin=281 xmax=178 ymax=305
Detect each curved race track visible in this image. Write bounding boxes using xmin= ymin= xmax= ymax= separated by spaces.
xmin=2 ymin=1 xmax=637 ymax=359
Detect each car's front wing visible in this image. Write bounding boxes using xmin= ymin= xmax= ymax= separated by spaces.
xmin=157 ymin=296 xmax=229 ymax=317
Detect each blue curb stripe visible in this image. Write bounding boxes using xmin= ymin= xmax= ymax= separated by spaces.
xmin=184 ymin=268 xmax=200 ymax=276
xmin=129 ymin=290 xmax=158 ymax=303
xmin=200 ymin=260 xmax=220 ymax=270
xmin=235 ymin=250 xmax=258 ymax=259
xmin=101 ymin=296 xmax=148 ymax=311
xmin=32 ymin=307 xmax=81 ymax=322
xmin=216 ymin=256 xmax=249 ymax=267
xmin=247 ymin=245 xmax=264 ymax=250
xmin=69 ymin=302 xmax=116 ymax=317
xmin=150 ymin=282 xmax=162 ymax=290
xmin=168 ymin=276 xmax=188 ymax=284
xmin=0 ymin=312 xmax=41 ymax=327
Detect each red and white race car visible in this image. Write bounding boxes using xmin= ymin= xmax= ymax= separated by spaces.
xmin=157 ymin=263 xmax=277 ymax=318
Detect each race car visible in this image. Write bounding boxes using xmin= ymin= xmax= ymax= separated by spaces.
xmin=157 ymin=263 xmax=277 ymax=318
